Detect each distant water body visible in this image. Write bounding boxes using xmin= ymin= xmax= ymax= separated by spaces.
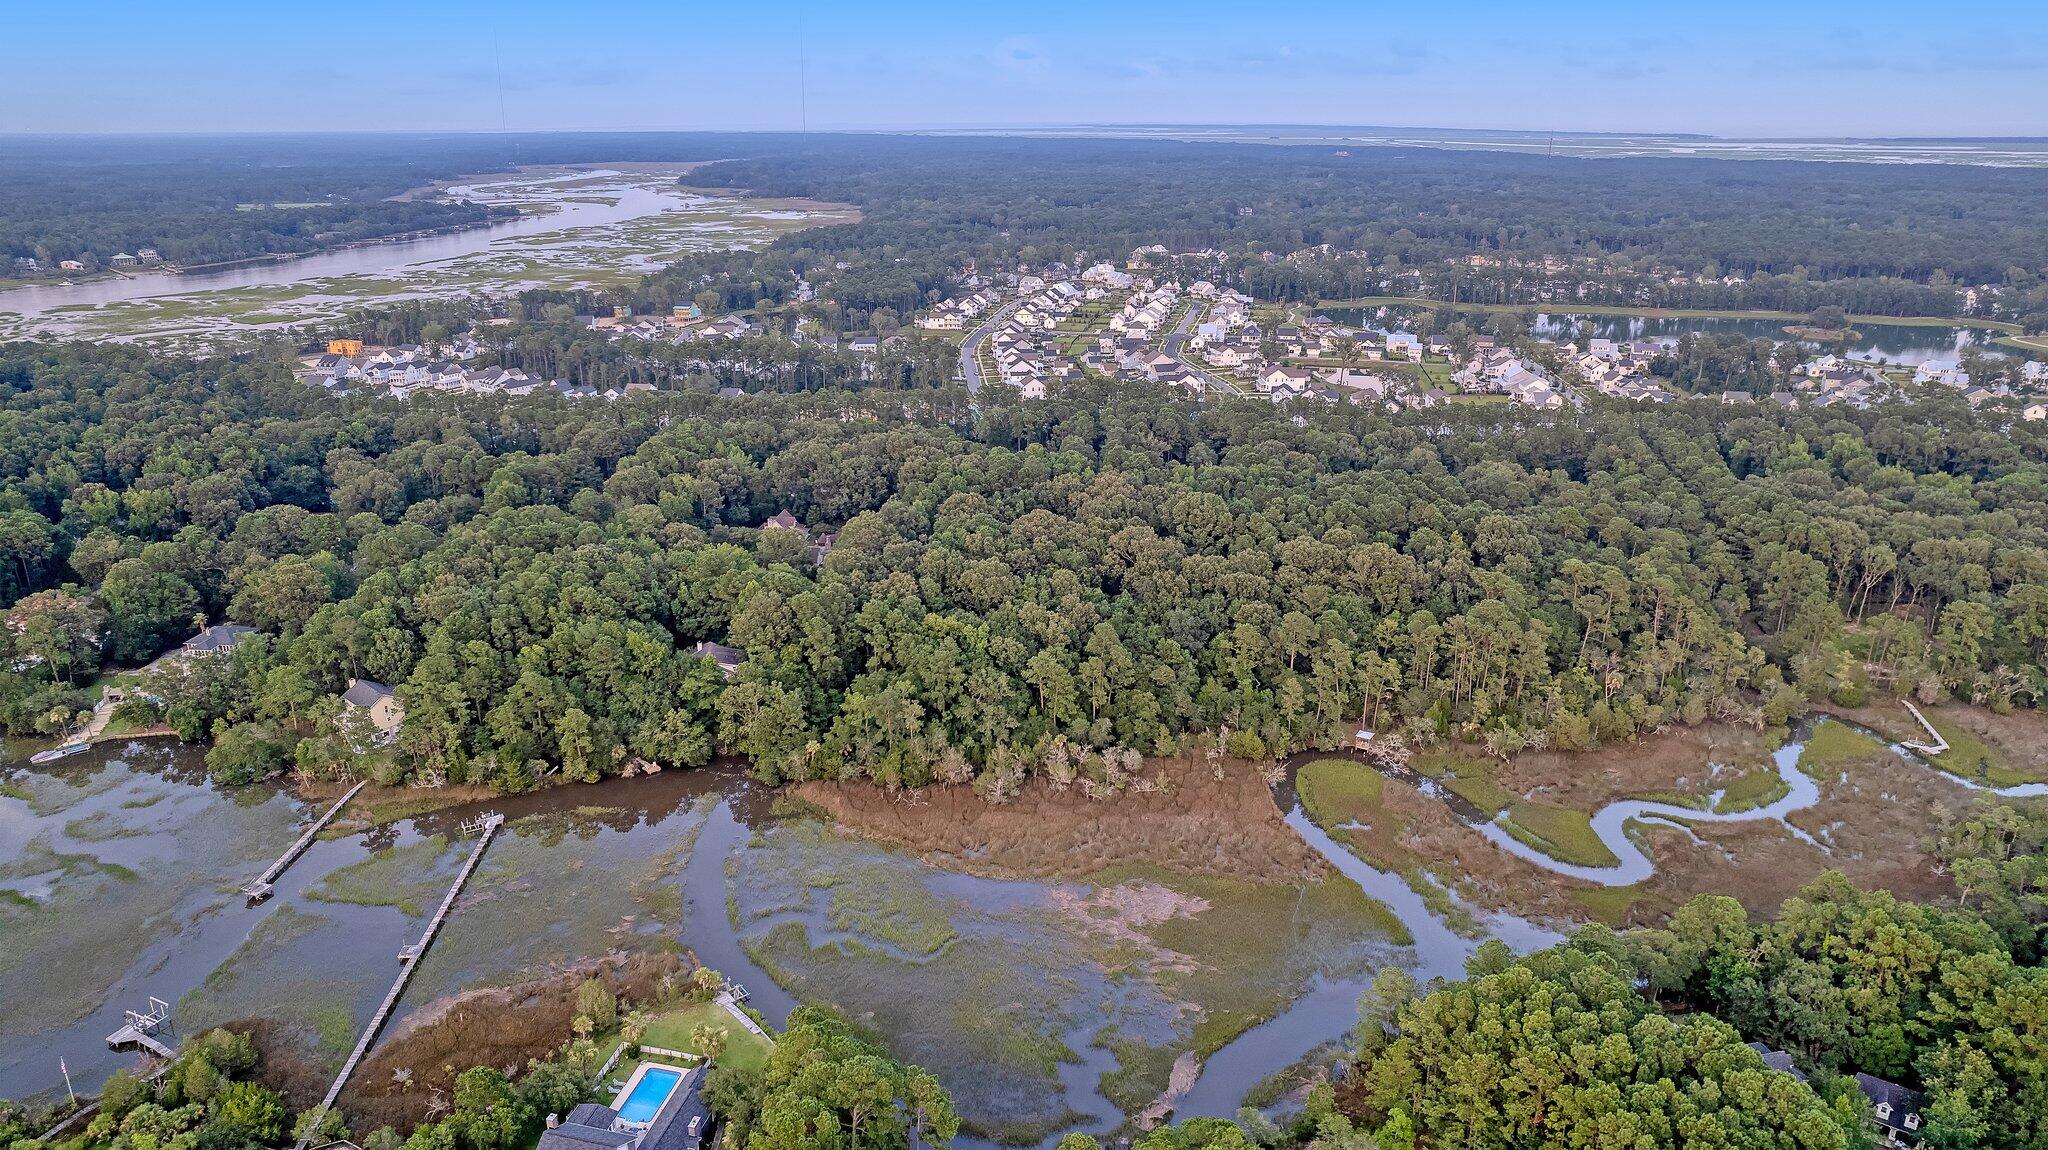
xmin=933 ymin=125 xmax=2048 ymax=167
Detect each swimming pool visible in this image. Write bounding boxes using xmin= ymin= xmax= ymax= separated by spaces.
xmin=614 ymin=1065 xmax=683 ymax=1125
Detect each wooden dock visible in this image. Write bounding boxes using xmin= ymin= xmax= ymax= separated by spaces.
xmin=244 ymin=781 xmax=367 ymax=901
xmin=1900 ymin=701 xmax=1950 ymax=757
xmin=294 ymin=812 xmax=504 ymax=1148
xmin=714 ymin=987 xmax=769 ymax=1039
xmin=106 ymin=997 xmax=174 ymax=1059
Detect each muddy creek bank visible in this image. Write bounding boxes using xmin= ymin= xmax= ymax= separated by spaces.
xmin=6 ymin=714 xmax=1984 ymax=1146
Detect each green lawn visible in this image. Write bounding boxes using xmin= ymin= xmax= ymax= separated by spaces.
xmin=639 ymin=1001 xmax=772 ymax=1074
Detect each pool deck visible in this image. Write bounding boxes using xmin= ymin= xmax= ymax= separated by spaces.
xmin=611 ymin=1062 xmax=692 ymax=1128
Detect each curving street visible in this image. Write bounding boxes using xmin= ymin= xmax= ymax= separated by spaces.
xmin=958 ymin=298 xmax=1025 ymax=393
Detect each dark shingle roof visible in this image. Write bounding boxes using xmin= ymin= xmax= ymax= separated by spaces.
xmin=537 ymin=1126 xmax=635 ymax=1150
xmin=185 ymin=624 xmax=257 ymax=653
xmin=565 ymin=1104 xmax=619 ymax=1128
xmin=1747 ymin=1042 xmax=1809 ymax=1082
xmin=1856 ymin=1072 xmax=1925 ymax=1135
xmin=536 ymin=1103 xmax=631 ymax=1150
xmin=342 ymin=679 xmax=393 ymax=707
xmin=639 ymin=1076 xmax=711 ymax=1150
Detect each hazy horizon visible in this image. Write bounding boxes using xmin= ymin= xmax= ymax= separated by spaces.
xmin=7 ymin=0 xmax=2045 ymax=138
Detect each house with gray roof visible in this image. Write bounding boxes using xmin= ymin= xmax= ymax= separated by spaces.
xmin=341 ymin=678 xmax=404 ymax=742
xmin=538 ymin=1073 xmax=711 ymax=1150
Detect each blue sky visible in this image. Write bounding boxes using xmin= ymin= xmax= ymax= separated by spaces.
xmin=7 ymin=0 xmax=2046 ymax=137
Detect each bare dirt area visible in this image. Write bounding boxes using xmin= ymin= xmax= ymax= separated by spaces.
xmin=338 ymin=950 xmax=687 ymax=1133
xmin=1491 ymin=722 xmax=1778 ymax=809
xmin=231 ymin=1016 xmax=336 ymax=1114
xmin=793 ymin=756 xmax=1326 ymax=884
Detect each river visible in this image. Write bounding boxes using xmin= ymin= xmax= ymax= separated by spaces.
xmin=0 ymin=172 xmax=676 ymax=320
xmin=2 ymin=717 xmax=2020 ymax=1143
xmin=0 ymin=168 xmax=844 ymax=345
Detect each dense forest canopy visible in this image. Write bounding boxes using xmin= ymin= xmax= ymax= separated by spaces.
xmin=4 ymin=343 xmax=2048 ymax=794
xmin=5 ymin=131 xmax=2048 ymax=1150
xmin=686 ymin=136 xmax=2048 ymax=282
xmin=7 ymin=133 xmax=2048 ymax=324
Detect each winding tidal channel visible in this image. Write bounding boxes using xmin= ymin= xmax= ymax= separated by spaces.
xmin=1 ymin=715 xmax=2033 ymax=1144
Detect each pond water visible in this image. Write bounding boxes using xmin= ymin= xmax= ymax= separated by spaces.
xmin=1321 ymin=306 xmax=2036 ymax=367
xmin=6 ymin=717 xmax=2001 ymax=1143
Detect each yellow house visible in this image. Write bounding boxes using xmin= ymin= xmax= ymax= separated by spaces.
xmin=327 ymin=338 xmax=365 ymax=356
xmin=342 ymin=678 xmax=404 ymax=742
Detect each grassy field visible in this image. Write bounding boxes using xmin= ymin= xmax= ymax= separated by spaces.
xmin=1105 ymin=861 xmax=1413 ymax=1056
xmin=303 ymin=836 xmax=451 ymax=915
xmin=1567 ymin=879 xmax=1668 ymax=927
xmin=1413 ymin=751 xmax=1517 ymax=814
xmin=639 ymin=1000 xmax=772 ymax=1074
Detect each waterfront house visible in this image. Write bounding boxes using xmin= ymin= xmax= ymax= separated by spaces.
xmin=539 ymin=1068 xmax=711 ymax=1150
xmin=341 ymin=678 xmax=404 ymax=742
xmin=1750 ymin=1044 xmax=1923 ymax=1145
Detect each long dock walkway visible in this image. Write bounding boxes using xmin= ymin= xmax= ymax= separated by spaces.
xmin=295 ymin=813 xmax=503 ymax=1149
xmin=245 ymin=781 xmax=367 ymax=901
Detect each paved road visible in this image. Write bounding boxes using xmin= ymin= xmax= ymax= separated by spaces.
xmin=1162 ymin=299 xmax=1238 ymax=397
xmin=958 ymin=298 xmax=1025 ymax=393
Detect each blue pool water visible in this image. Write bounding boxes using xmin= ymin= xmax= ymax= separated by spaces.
xmin=617 ymin=1067 xmax=682 ymax=1124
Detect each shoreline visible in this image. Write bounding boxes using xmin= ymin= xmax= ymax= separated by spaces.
xmin=161 ymin=215 xmax=516 ymax=276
